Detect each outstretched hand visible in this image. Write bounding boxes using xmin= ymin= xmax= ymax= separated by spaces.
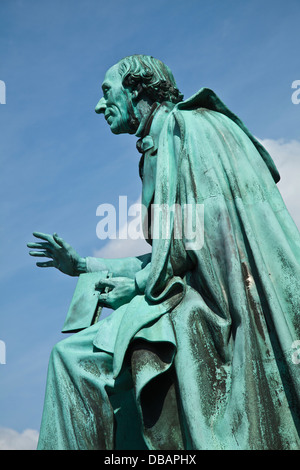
xmin=27 ymin=232 xmax=86 ymax=277
xmin=96 ymin=277 xmax=138 ymax=310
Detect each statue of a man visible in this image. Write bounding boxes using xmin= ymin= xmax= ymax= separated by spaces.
xmin=28 ymin=55 xmax=300 ymax=450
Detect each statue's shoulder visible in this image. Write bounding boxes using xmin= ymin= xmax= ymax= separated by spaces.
xmin=176 ymin=87 xmax=217 ymax=110
xmin=171 ymin=88 xmax=280 ymax=183
xmin=165 ymin=88 xmax=219 ymax=135
xmin=167 ymin=88 xmax=222 ymax=129
xmin=174 ymin=87 xmax=231 ymax=116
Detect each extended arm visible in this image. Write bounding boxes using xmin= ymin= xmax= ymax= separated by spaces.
xmin=27 ymin=232 xmax=152 ymax=311
xmin=86 ymin=252 xmax=151 ymax=280
xmin=28 ymin=232 xmax=151 ymax=279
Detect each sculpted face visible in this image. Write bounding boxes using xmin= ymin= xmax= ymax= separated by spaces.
xmin=95 ymin=64 xmax=137 ymax=134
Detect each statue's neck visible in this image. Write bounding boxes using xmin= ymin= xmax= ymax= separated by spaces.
xmin=136 ymin=101 xmax=176 ymax=139
xmin=135 ymin=102 xmax=159 ymax=138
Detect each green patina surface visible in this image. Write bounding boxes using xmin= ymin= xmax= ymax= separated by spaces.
xmin=28 ymin=55 xmax=300 ymax=450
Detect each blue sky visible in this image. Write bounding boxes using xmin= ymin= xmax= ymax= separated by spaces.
xmin=0 ymin=0 xmax=299 ymax=449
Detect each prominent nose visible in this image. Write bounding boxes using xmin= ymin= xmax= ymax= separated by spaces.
xmin=95 ymin=97 xmax=106 ymax=114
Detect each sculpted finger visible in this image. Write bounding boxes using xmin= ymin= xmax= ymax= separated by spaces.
xmin=95 ymin=279 xmax=115 ymax=290
xmin=33 ymin=231 xmax=62 ymax=250
xmin=33 ymin=232 xmax=54 ymax=243
xmin=53 ymin=233 xmax=65 ymax=247
xmin=98 ymin=292 xmax=110 ymax=306
xmin=99 ymin=292 xmax=108 ymax=300
xmin=29 ymin=251 xmax=53 ymax=258
xmin=27 ymin=242 xmax=53 ymax=250
xmin=36 ymin=261 xmax=55 ymax=268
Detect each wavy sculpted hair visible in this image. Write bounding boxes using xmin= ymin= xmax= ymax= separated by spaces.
xmin=118 ymin=55 xmax=184 ymax=104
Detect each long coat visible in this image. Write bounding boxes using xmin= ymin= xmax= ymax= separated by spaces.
xmin=63 ymin=89 xmax=300 ymax=450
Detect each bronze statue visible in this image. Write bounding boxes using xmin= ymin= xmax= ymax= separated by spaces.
xmin=28 ymin=55 xmax=300 ymax=450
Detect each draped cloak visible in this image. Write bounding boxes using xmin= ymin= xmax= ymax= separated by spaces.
xmin=62 ymin=88 xmax=300 ymax=450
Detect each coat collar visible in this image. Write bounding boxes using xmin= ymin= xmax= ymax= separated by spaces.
xmin=135 ymin=101 xmax=176 ymax=154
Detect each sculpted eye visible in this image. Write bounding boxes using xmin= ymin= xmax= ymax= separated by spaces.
xmin=102 ymin=85 xmax=110 ymax=97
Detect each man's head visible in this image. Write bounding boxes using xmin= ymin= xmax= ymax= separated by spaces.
xmin=95 ymin=55 xmax=183 ymax=135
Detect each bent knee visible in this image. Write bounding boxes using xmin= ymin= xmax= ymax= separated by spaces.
xmin=49 ymin=336 xmax=73 ymax=365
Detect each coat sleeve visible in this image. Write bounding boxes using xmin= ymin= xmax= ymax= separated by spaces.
xmin=86 ymin=252 xmax=151 ymax=278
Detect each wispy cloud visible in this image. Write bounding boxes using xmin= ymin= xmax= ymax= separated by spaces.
xmin=259 ymin=138 xmax=300 ymax=228
xmin=0 ymin=427 xmax=39 ymax=450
